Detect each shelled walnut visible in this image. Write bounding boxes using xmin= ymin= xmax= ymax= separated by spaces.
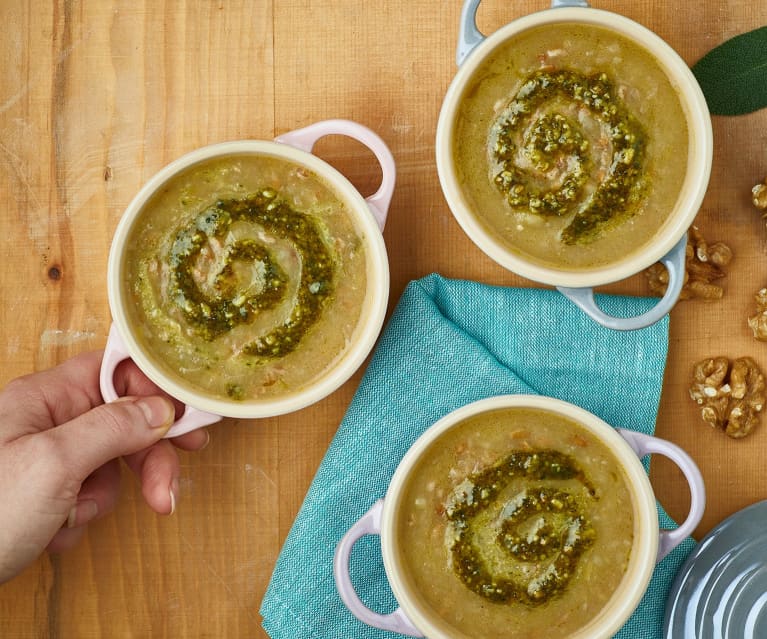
xmin=753 ymin=177 xmax=767 ymax=211
xmin=689 ymin=356 xmax=766 ymax=438
xmin=748 ymin=288 xmax=767 ymax=341
xmin=645 ymin=226 xmax=732 ymax=300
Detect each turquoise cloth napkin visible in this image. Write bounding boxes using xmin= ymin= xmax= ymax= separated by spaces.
xmin=260 ymin=273 xmax=694 ymax=638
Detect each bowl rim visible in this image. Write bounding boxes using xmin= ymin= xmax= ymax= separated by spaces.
xmin=107 ymin=139 xmax=390 ymax=419
xmin=435 ymin=6 xmax=713 ymax=288
xmin=379 ymin=394 xmax=659 ymax=639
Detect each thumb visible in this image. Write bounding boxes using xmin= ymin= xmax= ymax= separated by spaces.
xmin=49 ymin=396 xmax=175 ymax=479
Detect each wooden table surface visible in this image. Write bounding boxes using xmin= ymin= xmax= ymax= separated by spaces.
xmin=1 ymin=1 xmax=766 ymax=636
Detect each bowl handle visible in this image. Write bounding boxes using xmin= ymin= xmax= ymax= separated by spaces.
xmin=99 ymin=324 xmax=223 ymax=438
xmin=617 ymin=429 xmax=706 ymax=562
xmin=456 ymin=0 xmax=484 ymax=66
xmin=333 ymin=500 xmax=423 ymax=637
xmin=556 ymin=233 xmax=687 ymax=331
xmin=274 ymin=119 xmax=396 ymax=232
xmin=457 ymin=0 xmax=590 ymax=66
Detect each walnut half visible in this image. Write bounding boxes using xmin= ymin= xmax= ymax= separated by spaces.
xmin=753 ymin=177 xmax=767 ymax=211
xmin=645 ymin=226 xmax=732 ymax=301
xmin=748 ymin=288 xmax=767 ymax=341
xmin=689 ymin=357 xmax=766 ymax=438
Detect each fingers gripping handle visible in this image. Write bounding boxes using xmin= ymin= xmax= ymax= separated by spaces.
xmin=99 ymin=324 xmax=222 ymax=438
xmin=275 ymin=119 xmax=396 ymax=232
xmin=333 ymin=500 xmax=422 ymax=636
xmin=617 ymin=429 xmax=706 ymax=562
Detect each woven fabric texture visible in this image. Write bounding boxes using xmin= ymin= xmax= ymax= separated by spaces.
xmin=260 ymin=274 xmax=693 ymax=638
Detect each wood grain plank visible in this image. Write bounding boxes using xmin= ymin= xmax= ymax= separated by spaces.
xmin=1 ymin=1 xmax=276 ymax=637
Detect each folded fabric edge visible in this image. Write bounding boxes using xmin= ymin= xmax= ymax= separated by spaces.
xmin=261 ymin=591 xmax=326 ymax=639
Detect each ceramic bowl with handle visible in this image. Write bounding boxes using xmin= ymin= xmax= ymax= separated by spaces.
xmin=436 ymin=0 xmax=712 ymax=330
xmin=335 ymin=394 xmax=705 ymax=639
xmin=100 ymin=119 xmax=395 ymax=437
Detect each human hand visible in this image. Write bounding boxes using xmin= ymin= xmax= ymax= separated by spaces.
xmin=0 ymin=351 xmax=210 ymax=583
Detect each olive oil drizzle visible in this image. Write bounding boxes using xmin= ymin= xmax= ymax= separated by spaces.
xmin=491 ymin=68 xmax=648 ymax=244
xmin=446 ymin=450 xmax=597 ymax=606
xmin=168 ymin=189 xmax=335 ymax=363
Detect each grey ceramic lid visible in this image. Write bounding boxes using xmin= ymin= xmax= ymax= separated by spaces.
xmin=664 ymin=500 xmax=767 ymax=638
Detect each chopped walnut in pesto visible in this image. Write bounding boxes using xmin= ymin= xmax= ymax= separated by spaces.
xmin=490 ymin=68 xmax=647 ymax=244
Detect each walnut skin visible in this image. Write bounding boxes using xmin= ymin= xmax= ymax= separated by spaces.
xmin=645 ymin=226 xmax=732 ymax=301
xmin=748 ymin=288 xmax=767 ymax=341
xmin=689 ymin=357 xmax=766 ymax=438
xmin=753 ymin=177 xmax=767 ymax=211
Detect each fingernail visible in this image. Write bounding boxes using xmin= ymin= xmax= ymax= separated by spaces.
xmin=169 ymin=477 xmax=180 ymax=515
xmin=135 ymin=397 xmax=175 ymax=429
xmin=67 ymin=499 xmax=99 ymax=528
xmin=199 ymin=430 xmax=211 ymax=450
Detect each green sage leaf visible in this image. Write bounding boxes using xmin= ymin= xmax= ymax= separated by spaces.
xmin=692 ymin=26 xmax=767 ymax=116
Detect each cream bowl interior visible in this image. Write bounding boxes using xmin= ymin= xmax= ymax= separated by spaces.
xmin=107 ymin=140 xmax=389 ymax=419
xmin=436 ymin=7 xmax=713 ymax=289
xmin=379 ymin=395 xmax=659 ymax=639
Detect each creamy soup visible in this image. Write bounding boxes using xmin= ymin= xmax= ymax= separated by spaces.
xmin=123 ymin=154 xmax=367 ymax=401
xmin=395 ymin=408 xmax=635 ymax=638
xmin=453 ymin=23 xmax=689 ymax=270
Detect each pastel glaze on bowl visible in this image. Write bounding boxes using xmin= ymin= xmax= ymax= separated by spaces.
xmin=334 ymin=395 xmax=705 ymax=639
xmin=100 ymin=120 xmax=395 ymax=437
xmin=436 ymin=0 xmax=713 ymax=330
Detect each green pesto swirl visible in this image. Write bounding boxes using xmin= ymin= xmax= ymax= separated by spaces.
xmin=491 ymin=68 xmax=648 ymax=244
xmin=446 ymin=450 xmax=596 ymax=606
xmin=168 ymin=189 xmax=335 ymax=362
